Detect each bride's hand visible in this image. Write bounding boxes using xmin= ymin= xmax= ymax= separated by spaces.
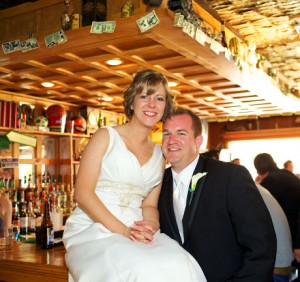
xmin=130 ymin=220 xmax=156 ymax=243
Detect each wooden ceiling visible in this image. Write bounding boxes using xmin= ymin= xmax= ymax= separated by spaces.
xmin=0 ymin=2 xmax=300 ymax=121
xmin=206 ymin=0 xmax=300 ymax=95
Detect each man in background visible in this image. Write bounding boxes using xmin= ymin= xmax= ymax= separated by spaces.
xmin=254 ymin=153 xmax=300 ymax=281
xmin=256 ymin=183 xmax=294 ymax=281
xmin=231 ymin=158 xmax=241 ymax=165
xmin=283 ymin=160 xmax=294 ymax=173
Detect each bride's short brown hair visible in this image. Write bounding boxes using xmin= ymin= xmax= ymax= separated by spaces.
xmin=123 ymin=69 xmax=175 ymax=121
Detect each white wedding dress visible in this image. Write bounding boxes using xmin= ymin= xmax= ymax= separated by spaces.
xmin=63 ymin=126 xmax=206 ymax=282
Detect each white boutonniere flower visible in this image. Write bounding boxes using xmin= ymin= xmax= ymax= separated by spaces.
xmin=189 ymin=172 xmax=207 ymax=205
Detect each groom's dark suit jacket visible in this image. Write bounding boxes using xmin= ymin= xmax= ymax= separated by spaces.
xmin=158 ymin=155 xmax=276 ymax=282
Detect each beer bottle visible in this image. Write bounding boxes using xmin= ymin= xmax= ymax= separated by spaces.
xmin=12 ymin=202 xmax=20 ymax=229
xmin=27 ymin=201 xmax=36 ymax=234
xmin=40 ymin=201 xmax=54 ymax=249
xmin=25 ymin=174 xmax=34 ymax=203
xmin=19 ymin=202 xmax=29 ymax=235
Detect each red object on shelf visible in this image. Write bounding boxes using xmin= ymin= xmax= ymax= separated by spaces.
xmin=67 ymin=115 xmax=87 ymax=134
xmin=46 ymin=105 xmax=67 ymax=132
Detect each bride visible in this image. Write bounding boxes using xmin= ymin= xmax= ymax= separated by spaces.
xmin=63 ymin=69 xmax=206 ymax=282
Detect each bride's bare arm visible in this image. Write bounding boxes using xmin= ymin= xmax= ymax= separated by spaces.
xmin=130 ymin=162 xmax=165 ymax=243
xmin=74 ymin=127 xmax=128 ymax=237
xmin=130 ymin=184 xmax=161 ymax=243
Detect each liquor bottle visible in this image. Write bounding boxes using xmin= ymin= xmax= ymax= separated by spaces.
xmin=40 ymin=201 xmax=54 ymax=249
xmin=41 ymin=172 xmax=46 ymax=189
xmin=27 ymin=201 xmax=36 ymax=234
xmin=19 ymin=202 xmax=29 ymax=235
xmin=220 ymin=21 xmax=228 ymax=48
xmin=20 ymin=176 xmax=27 ymax=203
xmin=35 ymin=201 xmax=43 ymax=228
xmin=97 ymin=112 xmax=103 ymax=128
xmin=25 ymin=174 xmax=34 ymax=203
xmin=17 ymin=179 xmax=25 ymax=203
xmin=12 ymin=201 xmax=20 ymax=230
xmin=34 ymin=200 xmax=43 ymax=245
xmin=8 ymin=174 xmax=16 ymax=201
xmin=20 ymin=106 xmax=27 ymax=129
xmin=16 ymin=105 xmax=21 ymax=128
xmin=34 ymin=174 xmax=40 ymax=199
xmin=0 ymin=178 xmax=4 ymax=191
xmin=4 ymin=177 xmax=8 ymax=190
xmin=11 ymin=201 xmax=20 ymax=240
xmin=57 ymin=174 xmax=63 ymax=193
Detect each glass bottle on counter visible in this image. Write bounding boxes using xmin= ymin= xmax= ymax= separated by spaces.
xmin=40 ymin=201 xmax=54 ymax=249
xmin=34 ymin=201 xmax=43 ymax=245
xmin=25 ymin=174 xmax=34 ymax=203
xmin=12 ymin=201 xmax=20 ymax=238
xmin=17 ymin=179 xmax=25 ymax=203
xmin=19 ymin=202 xmax=29 ymax=236
xmin=8 ymin=174 xmax=16 ymax=201
xmin=28 ymin=201 xmax=36 ymax=234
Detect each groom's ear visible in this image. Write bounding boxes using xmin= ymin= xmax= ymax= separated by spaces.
xmin=195 ymin=135 xmax=203 ymax=149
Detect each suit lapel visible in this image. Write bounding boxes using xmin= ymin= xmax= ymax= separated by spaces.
xmin=162 ymin=169 xmax=182 ymax=243
xmin=182 ymin=156 xmax=207 ymax=241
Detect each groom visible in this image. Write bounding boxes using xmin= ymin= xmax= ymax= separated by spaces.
xmin=158 ymin=108 xmax=276 ymax=281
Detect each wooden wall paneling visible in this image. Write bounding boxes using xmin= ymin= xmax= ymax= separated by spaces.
xmin=8 ymin=11 xmax=38 ymax=39
xmin=107 ymin=0 xmax=146 ymax=21
xmin=208 ymin=115 xmax=300 ymax=150
xmin=223 ymin=128 xmax=300 ymax=148
xmin=0 ymin=0 xmax=82 ymax=42
xmin=36 ymin=4 xmax=64 ymax=34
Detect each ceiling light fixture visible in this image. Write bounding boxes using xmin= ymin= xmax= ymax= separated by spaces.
xmin=102 ymin=97 xmax=113 ymax=101
xmin=106 ymin=59 xmax=123 ymax=66
xmin=41 ymin=82 xmax=54 ymax=88
xmin=168 ymin=81 xmax=178 ymax=87
xmin=205 ymin=96 xmax=217 ymax=102
xmin=98 ymin=95 xmax=113 ymax=102
xmin=203 ymin=85 xmax=213 ymax=92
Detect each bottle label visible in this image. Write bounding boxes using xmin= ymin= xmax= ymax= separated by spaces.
xmin=35 ymin=216 xmax=43 ymax=227
xmin=41 ymin=226 xmax=54 ymax=248
xmin=20 ymin=217 xmax=29 ymax=228
xmin=47 ymin=227 xmax=54 ymax=245
xmin=29 ymin=217 xmax=36 ymax=230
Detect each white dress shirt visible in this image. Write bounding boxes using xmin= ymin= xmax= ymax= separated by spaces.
xmin=172 ymin=155 xmax=199 ymax=242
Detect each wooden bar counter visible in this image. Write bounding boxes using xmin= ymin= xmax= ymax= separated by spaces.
xmin=0 ymin=241 xmax=68 ymax=282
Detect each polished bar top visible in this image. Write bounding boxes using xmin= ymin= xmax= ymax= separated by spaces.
xmin=0 ymin=241 xmax=68 ymax=282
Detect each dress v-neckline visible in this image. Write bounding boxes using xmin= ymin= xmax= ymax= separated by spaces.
xmin=110 ymin=126 xmax=156 ymax=168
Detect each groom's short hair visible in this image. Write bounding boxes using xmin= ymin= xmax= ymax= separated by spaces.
xmin=167 ymin=108 xmax=202 ymax=137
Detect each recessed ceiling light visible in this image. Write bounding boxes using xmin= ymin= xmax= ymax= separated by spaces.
xmin=102 ymin=97 xmax=113 ymax=101
xmin=41 ymin=82 xmax=54 ymax=88
xmin=203 ymin=86 xmax=213 ymax=91
xmin=168 ymin=81 xmax=178 ymax=87
xmin=98 ymin=95 xmax=113 ymax=102
xmin=204 ymin=96 xmax=217 ymax=102
xmin=106 ymin=59 xmax=123 ymax=66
